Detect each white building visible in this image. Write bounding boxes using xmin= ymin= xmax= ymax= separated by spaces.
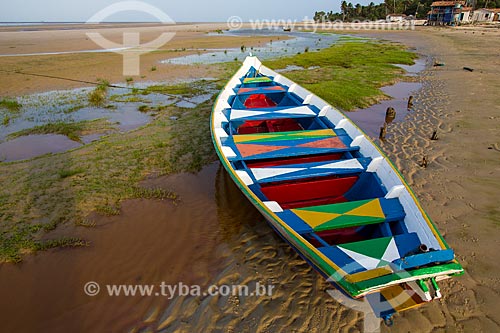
xmin=472 ymin=8 xmax=496 ymax=22
xmin=386 ymin=14 xmax=407 ymax=22
xmin=460 ymin=7 xmax=473 ymax=22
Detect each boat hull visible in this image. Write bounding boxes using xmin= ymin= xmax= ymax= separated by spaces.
xmin=211 ymin=56 xmax=463 ymax=317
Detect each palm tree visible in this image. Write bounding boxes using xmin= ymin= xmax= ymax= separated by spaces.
xmin=341 ymin=1 xmax=348 ymax=21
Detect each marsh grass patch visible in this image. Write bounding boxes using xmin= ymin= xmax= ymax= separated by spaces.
xmin=7 ymin=118 xmax=117 ymax=142
xmin=264 ymin=40 xmax=416 ymax=110
xmin=0 ymin=98 xmax=22 ymax=113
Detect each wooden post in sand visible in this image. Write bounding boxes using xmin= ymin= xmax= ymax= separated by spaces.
xmin=420 ymin=156 xmax=428 ymax=168
xmin=407 ymin=96 xmax=414 ymax=110
xmin=385 ymin=107 xmax=396 ymax=124
xmin=379 ymin=123 xmax=387 ymax=141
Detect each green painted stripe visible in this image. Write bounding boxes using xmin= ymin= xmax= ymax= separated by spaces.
xmin=314 ymin=215 xmax=385 ymax=231
xmin=354 ymin=263 xmax=463 ymax=293
xmin=243 ymin=77 xmax=273 ymax=83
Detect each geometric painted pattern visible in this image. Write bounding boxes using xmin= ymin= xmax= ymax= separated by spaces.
xmin=231 ymin=129 xmax=349 ymax=159
xmin=234 ymin=129 xmax=336 ymax=144
xmin=250 ymin=158 xmax=367 ymax=183
xmin=291 ymin=199 xmax=386 ymax=232
xmin=237 ymin=86 xmax=285 ymax=94
xmin=229 ymin=105 xmax=316 ymax=121
xmin=338 ymin=237 xmax=401 ymax=270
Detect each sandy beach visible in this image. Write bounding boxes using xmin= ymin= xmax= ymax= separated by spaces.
xmin=0 ymin=23 xmax=499 ymax=332
xmin=0 ymin=23 xmax=284 ymax=96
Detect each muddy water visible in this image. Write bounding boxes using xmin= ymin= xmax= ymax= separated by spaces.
xmin=0 ymin=134 xmax=81 ymax=162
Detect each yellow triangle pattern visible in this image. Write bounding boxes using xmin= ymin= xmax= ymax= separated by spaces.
xmin=344 ymin=199 xmax=385 ymax=218
xmin=291 ymin=210 xmax=341 ymax=228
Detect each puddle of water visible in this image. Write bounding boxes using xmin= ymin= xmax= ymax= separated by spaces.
xmin=175 ymin=93 xmax=213 ymax=108
xmin=394 ymin=57 xmax=428 ymax=76
xmin=71 ymin=104 xmax=151 ymax=131
xmin=0 ymin=134 xmax=81 ymax=162
xmin=163 ymin=29 xmax=342 ymax=65
xmin=275 ymin=65 xmax=306 ymax=73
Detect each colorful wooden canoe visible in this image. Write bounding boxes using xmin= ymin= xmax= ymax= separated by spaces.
xmin=211 ymin=56 xmax=463 ymax=321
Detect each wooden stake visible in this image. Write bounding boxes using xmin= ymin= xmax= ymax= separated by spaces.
xmin=385 ymin=107 xmax=396 ymax=124
xmin=407 ymin=96 xmax=414 ymax=110
xmin=420 ymin=156 xmax=428 ymax=168
xmin=379 ymin=123 xmax=387 ymax=141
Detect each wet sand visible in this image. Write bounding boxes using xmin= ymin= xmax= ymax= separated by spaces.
xmin=0 ymin=24 xmax=499 ymax=332
xmin=356 ymin=27 xmax=500 ymax=332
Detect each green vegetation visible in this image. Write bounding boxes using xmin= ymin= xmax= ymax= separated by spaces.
xmin=125 ymin=77 xmax=134 ymax=84
xmin=0 ymin=98 xmax=22 ymax=113
xmin=109 ymin=94 xmax=149 ymax=103
xmin=151 ymin=66 xmax=157 ymax=72
xmin=7 ymin=119 xmax=117 ymax=142
xmin=138 ymin=105 xmax=150 ymax=112
xmin=264 ymin=40 xmax=416 ymax=110
xmin=88 ymin=79 xmax=109 ymax=106
xmin=58 ymin=168 xmax=85 ymax=179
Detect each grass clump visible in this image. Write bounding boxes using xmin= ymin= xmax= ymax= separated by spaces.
xmin=110 ymin=95 xmax=148 ymax=103
xmin=33 ymin=238 xmax=88 ymax=252
xmin=88 ymin=79 xmax=109 ymax=106
xmin=0 ymin=98 xmax=22 ymax=113
xmin=58 ymin=168 xmax=85 ymax=179
xmin=8 ymin=118 xmax=116 ymax=142
xmin=95 ymin=204 xmax=121 ymax=216
xmin=138 ymin=105 xmax=150 ymax=112
xmin=129 ymin=187 xmax=178 ymax=201
xmin=264 ymin=40 xmax=416 ymax=110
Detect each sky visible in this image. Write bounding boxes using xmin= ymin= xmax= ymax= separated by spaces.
xmin=0 ymin=0 xmax=382 ymax=23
